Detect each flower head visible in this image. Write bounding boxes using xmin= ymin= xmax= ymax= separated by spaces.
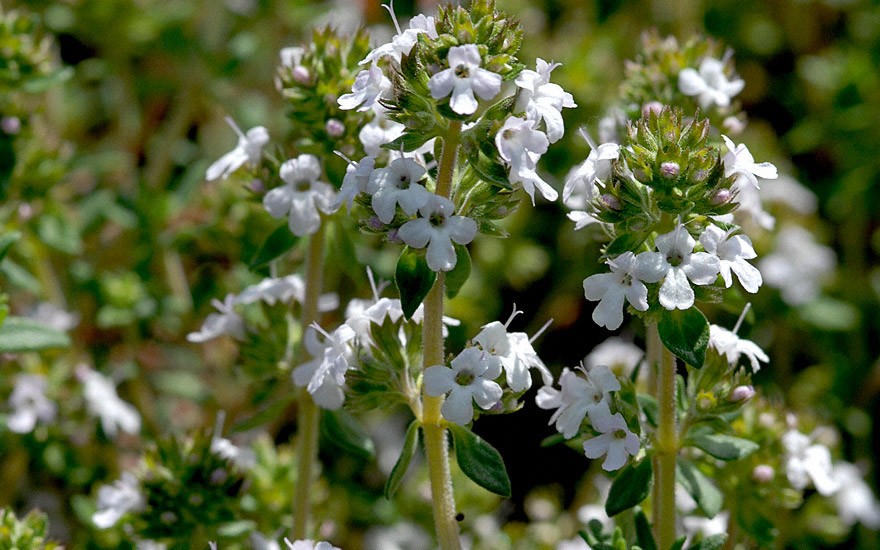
xmin=584 ymin=337 xmax=644 ymax=379
xmin=514 ymin=59 xmax=576 ymax=143
xmin=562 ymin=133 xmax=619 ymax=210
xmin=6 ymin=374 xmax=57 ymax=434
xmin=235 ymin=274 xmax=338 ymax=311
xmin=429 ymin=44 xmax=502 ymax=115
xmin=582 ymin=412 xmax=640 ymax=471
xmin=264 ymin=154 xmax=337 ymax=237
xmin=831 ymin=462 xmax=880 ymax=528
xmin=338 ymin=65 xmax=390 ymax=112
xmin=206 ymin=117 xmax=269 ymax=181
xmin=187 ymin=294 xmax=246 ymax=342
xmin=397 ymin=196 xmax=477 ymax=272
xmin=708 ymin=324 xmax=768 ymax=372
xmin=360 ymin=13 xmax=438 ymax=66
xmin=721 ymin=135 xmax=778 ymax=190
xmin=538 ymin=365 xmax=620 ymax=439
xmin=582 ymin=252 xmax=652 ymax=330
xmin=359 ymin=105 xmax=405 ymax=157
xmin=92 ymin=472 xmax=145 ymax=528
xmin=81 ymin=368 xmax=142 ymax=438
xmin=782 ymin=429 xmax=839 ymax=496
xmin=699 ymin=225 xmax=761 ymax=293
xmin=335 ymin=155 xmax=376 ymax=211
xmin=473 ymin=313 xmax=552 ymax=393
xmin=495 ymin=116 xmax=556 ymax=204
xmin=369 ymin=157 xmax=432 ymax=224
xmin=677 ymin=57 xmax=745 ymax=109
xmin=292 ymin=324 xmax=356 ymax=410
xmin=424 ymin=347 xmax=503 ymax=425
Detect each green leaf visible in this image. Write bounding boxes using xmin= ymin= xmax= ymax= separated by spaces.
xmin=676 ymin=459 xmax=723 ymax=518
xmin=605 ymin=232 xmax=648 ymax=257
xmin=658 ymin=307 xmax=710 ymax=367
xmin=448 ymin=423 xmax=511 ymax=497
xmin=689 ymin=433 xmax=759 ymax=461
xmin=321 ymin=409 xmax=375 ymax=460
xmin=231 ymin=395 xmax=296 ymax=433
xmin=445 ymin=244 xmax=471 ymax=299
xmin=605 ymin=456 xmax=653 ymax=516
xmin=249 ymin=223 xmax=300 ymax=270
xmin=395 ymin=246 xmax=436 ymax=320
xmin=669 ymin=536 xmax=687 ymax=550
xmin=384 ymin=419 xmax=420 ymax=499
xmin=0 ymin=231 xmax=21 ymax=264
xmin=634 ymin=507 xmax=657 ymax=550
xmin=637 ymin=394 xmax=659 ymax=427
xmin=0 ymin=316 xmax=70 ymax=352
xmin=688 ymin=534 xmax=727 ymax=550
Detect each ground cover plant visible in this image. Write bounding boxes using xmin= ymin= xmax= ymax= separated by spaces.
xmin=2 ymin=0 xmax=879 ymax=548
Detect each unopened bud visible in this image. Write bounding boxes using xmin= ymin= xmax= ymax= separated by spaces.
xmin=598 ymin=194 xmax=622 ymax=211
xmin=641 ymin=102 xmax=664 ymax=116
xmin=660 ymin=162 xmax=680 ymax=179
xmin=730 ymin=385 xmax=755 ymax=402
xmin=710 ymin=188 xmax=732 ymax=205
xmin=250 ymin=179 xmax=265 ymax=194
xmin=292 ymin=65 xmax=311 ymax=85
xmin=723 ymin=115 xmax=746 ymax=135
xmin=693 ymin=169 xmax=708 ymax=182
xmin=325 ymin=118 xmax=345 ymax=138
xmin=386 ymin=228 xmax=402 ymax=244
xmin=752 ymin=464 xmax=774 ymax=483
xmin=17 ymin=202 xmax=34 ymax=221
xmin=1 ymin=116 xmax=21 ymax=135
xmin=696 ymin=390 xmax=716 ymax=411
xmin=367 ymin=216 xmax=384 ymax=230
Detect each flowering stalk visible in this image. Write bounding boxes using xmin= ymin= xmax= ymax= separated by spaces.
xmin=649 ymin=322 xmax=678 ymax=549
xmin=420 ymin=121 xmax=463 ymax=550
xmin=292 ymin=222 xmax=327 ymax=540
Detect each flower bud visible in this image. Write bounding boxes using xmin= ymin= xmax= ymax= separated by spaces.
xmin=367 ymin=216 xmax=384 ymax=230
xmin=1 ymin=116 xmax=21 ymax=135
xmin=386 ymin=228 xmax=403 ymax=244
xmin=723 ymin=115 xmax=746 ymax=135
xmin=696 ymin=390 xmax=716 ymax=411
xmin=17 ymin=202 xmax=34 ymax=222
xmin=660 ymin=161 xmax=680 ymax=179
xmin=752 ymin=464 xmax=774 ymax=483
xmin=709 ymin=188 xmax=732 ymax=205
xmin=325 ymin=118 xmax=345 ymax=138
xmin=250 ymin=179 xmax=265 ymax=194
xmin=598 ymin=194 xmax=622 ymax=211
xmin=641 ymin=101 xmax=664 ymax=116
xmin=292 ymin=65 xmax=311 ymax=85
xmin=730 ymin=385 xmax=755 ymax=402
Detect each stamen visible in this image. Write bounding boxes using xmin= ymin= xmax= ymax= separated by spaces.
xmin=309 ymin=322 xmax=333 ymax=341
xmin=529 ymin=318 xmax=554 ymax=344
xmin=578 ymin=127 xmax=598 ymax=151
xmin=334 ymin=150 xmax=356 ymax=167
xmin=224 ymin=116 xmax=246 ymax=140
xmin=504 ymin=304 xmax=523 ymax=328
xmin=366 ymin=266 xmax=380 ymax=302
xmin=732 ymin=302 xmax=751 ymax=335
xmin=212 ymin=410 xmax=226 ymax=444
xmin=382 ymin=0 xmax=402 ymax=35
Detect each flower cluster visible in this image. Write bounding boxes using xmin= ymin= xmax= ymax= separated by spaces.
xmin=536 ymin=364 xmax=639 ymax=471
xmin=335 ymin=0 xmax=574 ymax=276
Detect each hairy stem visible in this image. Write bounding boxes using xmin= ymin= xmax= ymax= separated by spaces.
xmin=648 ymin=322 xmax=678 ymax=549
xmin=292 ymin=222 xmax=327 ymax=540
xmin=421 ymin=121 xmax=463 ymax=550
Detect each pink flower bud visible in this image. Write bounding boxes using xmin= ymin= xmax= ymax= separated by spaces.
xmin=292 ymin=65 xmax=311 ymax=85
xmin=752 ymin=464 xmax=774 ymax=483
xmin=1 ymin=116 xmax=21 ymax=135
xmin=599 ymin=194 xmax=622 ymax=211
xmin=710 ymin=188 xmax=732 ymax=205
xmin=642 ymin=102 xmax=664 ymax=116
xmin=730 ymin=385 xmax=755 ymax=402
xmin=723 ymin=115 xmax=746 ymax=135
xmin=660 ymin=162 xmax=680 ymax=179
xmin=325 ymin=118 xmax=345 ymax=138
xmin=250 ymin=179 xmax=265 ymax=194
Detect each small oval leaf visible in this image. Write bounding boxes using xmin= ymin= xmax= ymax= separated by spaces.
xmin=658 ymin=307 xmax=710 ymax=368
xmin=0 ymin=316 xmax=71 ymax=353
xmin=689 ymin=433 xmax=759 ymax=461
xmin=605 ymin=456 xmax=653 ymax=517
xmin=448 ymin=423 xmax=511 ymax=497
xmin=384 ymin=419 xmax=421 ymax=499
xmin=395 ymin=246 xmax=436 ymax=320
xmin=249 ymin=224 xmax=300 ymax=270
xmin=676 ymin=458 xmax=723 ymax=518
xmin=321 ymin=409 xmax=375 ymax=461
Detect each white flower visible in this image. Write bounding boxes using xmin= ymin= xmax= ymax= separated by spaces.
xmin=250 ymin=532 xmax=282 ymax=550
xmin=81 ymin=369 xmax=142 ymax=438
xmin=360 ymin=13 xmax=438 ymax=66
xmin=279 ymin=46 xmax=304 ymax=68
xmin=206 ymin=117 xmax=269 ymax=181
xmin=782 ymin=429 xmax=839 ymax=496
xmin=759 ymin=173 xmax=818 ymax=215
xmin=708 ymin=325 xmax=768 ymax=372
xmin=830 ymin=462 xmax=880 ymax=528
xmin=335 ymin=155 xmax=376 ymax=211
xmin=369 ymin=157 xmax=432 ymax=224
xmin=514 ymin=59 xmax=576 ymax=143
xmin=6 ymin=374 xmax=57 ymax=434
xmin=236 ymin=274 xmax=338 ymax=311
xmin=699 ymin=225 xmax=761 ymax=293
xmin=562 ymin=133 xmax=619 ymax=210
xmin=424 ymin=347 xmax=503 ymax=425
xmin=92 ymin=472 xmax=145 ymax=528
xmin=210 ymin=411 xmax=256 ymax=470
xmin=284 ymin=539 xmax=341 ymax=550
xmin=292 ymin=325 xmax=356 ymax=410
xmin=582 ymin=252 xmax=652 ymax=330
xmin=584 ymin=337 xmax=644 ymax=379
xmin=538 ymin=365 xmax=620 ymax=439
xmin=677 ymin=57 xmax=745 ymax=109
xmin=472 ymin=314 xmax=552 ymax=393
xmin=721 ymin=135 xmax=778 ymax=190
xmin=338 ymin=65 xmax=390 ymax=112
xmin=264 ymin=154 xmax=337 ymax=237
xmin=363 ymin=521 xmax=432 ymax=550
xmin=637 ymin=225 xmax=721 ymax=311
xmin=359 ymin=105 xmax=405 ymax=157
xmin=27 ymin=302 xmax=79 ymax=331
xmin=397 ymin=195 xmax=477 ymax=272
xmin=428 ymin=44 xmax=502 ymax=115
xmin=759 ymin=225 xmax=836 ymax=305
xmin=495 ymin=116 xmax=556 ymax=204
xmin=557 ymin=537 xmax=590 ymax=550
xmin=187 ymin=294 xmax=246 ymax=342
xmin=583 ymin=412 xmax=640 ymax=471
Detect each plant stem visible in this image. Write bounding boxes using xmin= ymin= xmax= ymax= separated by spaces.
xmin=421 ymin=121 xmax=463 ymax=550
xmin=648 ymin=322 xmax=678 ymax=550
xmin=292 ymin=222 xmax=327 ymax=540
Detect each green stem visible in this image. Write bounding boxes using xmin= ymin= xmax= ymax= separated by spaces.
xmin=292 ymin=222 xmax=327 ymax=540
xmin=648 ymin=322 xmax=678 ymax=550
xmin=421 ymin=121 xmax=463 ymax=550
